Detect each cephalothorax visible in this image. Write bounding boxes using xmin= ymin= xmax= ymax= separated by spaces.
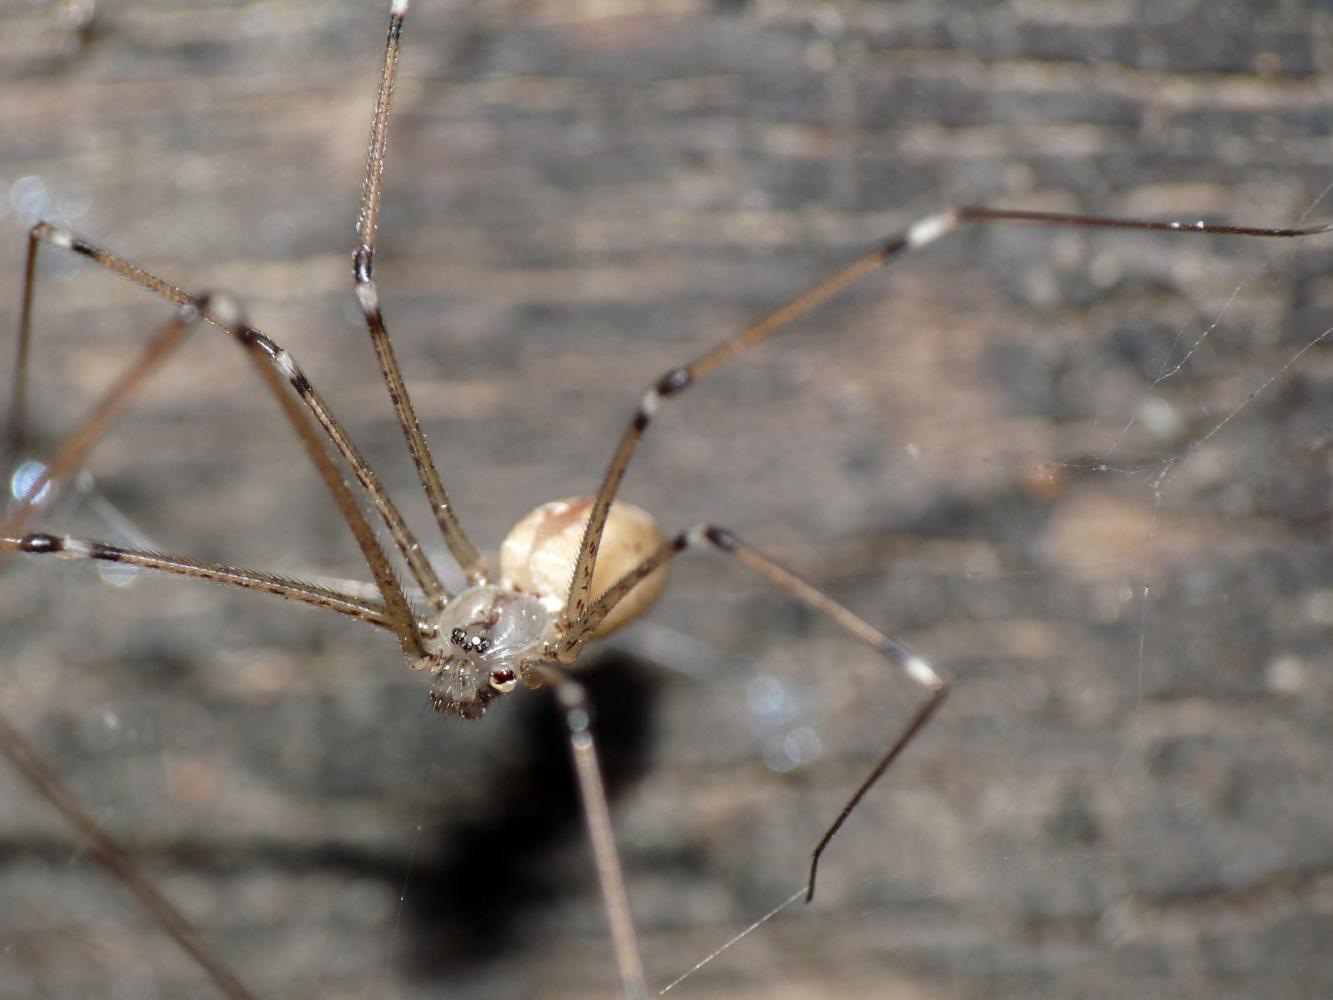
xmin=426 ymin=583 xmax=547 ymax=717
xmin=421 ymin=496 xmax=669 ymax=719
xmin=425 ymin=496 xmax=668 ymax=719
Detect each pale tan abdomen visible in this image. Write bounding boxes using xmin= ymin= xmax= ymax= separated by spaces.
xmin=499 ymin=497 xmax=668 ymax=638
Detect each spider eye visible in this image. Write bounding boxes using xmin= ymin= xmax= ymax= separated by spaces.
xmin=450 ymin=627 xmax=466 ymax=646
xmin=489 ymin=667 xmax=517 ymax=693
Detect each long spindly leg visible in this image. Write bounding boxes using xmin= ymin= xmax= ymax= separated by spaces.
xmin=557 ymin=524 xmax=948 ymax=902
xmin=0 ymin=301 xmax=411 ymax=994
xmin=0 ymin=709 xmax=259 ymax=1000
xmin=11 ymin=221 xmax=450 ymax=608
xmin=563 ymin=208 xmax=1333 ymax=625
xmin=0 ymin=316 xmax=270 ymax=973
xmin=1 ymin=533 xmax=396 ymax=629
xmin=530 ymin=663 xmax=648 ymax=1000
xmin=6 ymin=251 xmax=427 ymax=656
xmin=0 ymin=299 xmax=402 ymax=631
xmin=3 ymin=304 xmax=195 ymax=542
xmin=350 ymin=0 xmax=488 ymax=586
xmin=4 ymin=225 xmax=41 ymax=464
xmin=208 ymin=292 xmax=427 ymax=659
xmin=2 ymin=276 xmax=411 ymax=1000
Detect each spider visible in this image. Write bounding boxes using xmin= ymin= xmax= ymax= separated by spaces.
xmin=2 ymin=1 xmax=1333 ymax=1000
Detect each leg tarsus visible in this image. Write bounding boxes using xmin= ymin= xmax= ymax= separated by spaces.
xmin=804 ymin=681 xmax=948 ymax=903
xmin=566 ymin=523 xmax=949 ymax=902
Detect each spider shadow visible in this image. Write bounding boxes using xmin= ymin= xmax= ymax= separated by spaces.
xmin=401 ymin=649 xmax=661 ymax=977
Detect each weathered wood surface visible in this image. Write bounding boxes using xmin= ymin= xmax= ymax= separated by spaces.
xmin=2 ymin=1 xmax=1332 ymax=997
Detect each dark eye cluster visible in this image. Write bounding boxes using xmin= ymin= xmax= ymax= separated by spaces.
xmin=449 ymin=626 xmax=490 ymax=655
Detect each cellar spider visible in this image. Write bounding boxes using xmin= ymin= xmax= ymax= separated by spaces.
xmin=4 ymin=1 xmax=1333 ymax=997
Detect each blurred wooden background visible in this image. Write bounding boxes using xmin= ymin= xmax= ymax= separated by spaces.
xmin=2 ymin=0 xmax=1332 ymax=997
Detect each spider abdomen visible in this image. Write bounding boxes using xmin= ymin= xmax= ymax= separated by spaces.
xmin=500 ymin=497 xmax=668 ymax=637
